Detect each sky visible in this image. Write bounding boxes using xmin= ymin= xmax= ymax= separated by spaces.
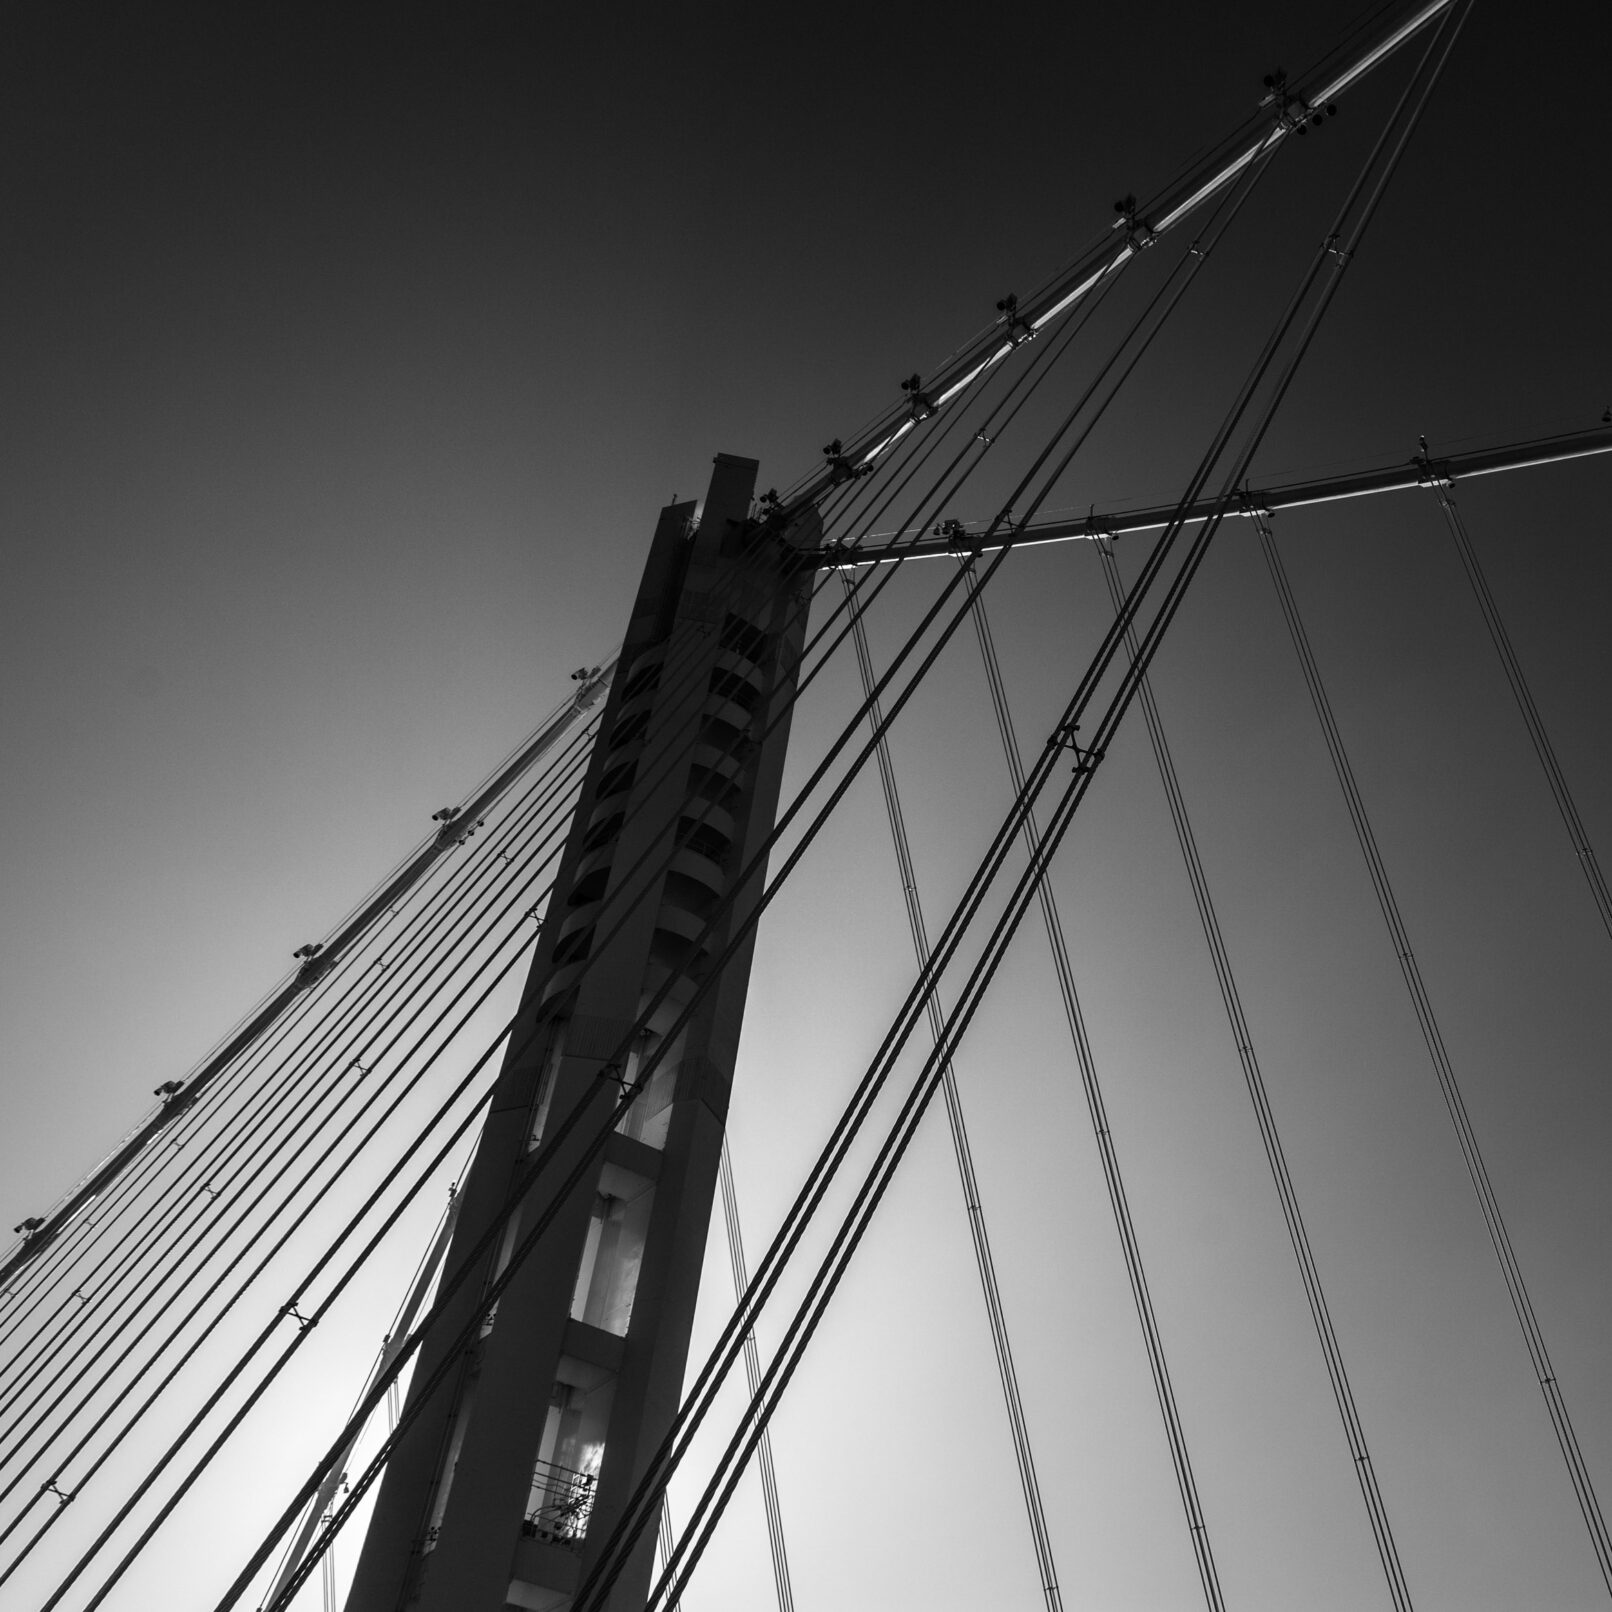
xmin=2 ymin=2 xmax=1611 ymax=1609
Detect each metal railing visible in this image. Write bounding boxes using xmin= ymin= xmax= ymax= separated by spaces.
xmin=524 ymin=1458 xmax=597 ymax=1548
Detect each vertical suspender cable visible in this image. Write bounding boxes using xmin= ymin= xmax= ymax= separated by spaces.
xmin=1429 ymin=479 xmax=1612 ymax=941
xmin=718 ymin=1141 xmax=796 ymax=1612
xmin=842 ymin=574 xmax=1068 ymax=1612
xmin=1254 ymin=509 xmax=1612 ymax=1596
xmin=954 ymin=565 xmax=1227 ymax=1612
xmin=1096 ymin=537 xmax=1414 ymax=1610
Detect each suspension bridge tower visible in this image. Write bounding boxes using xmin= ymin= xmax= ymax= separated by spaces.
xmin=346 ymin=453 xmax=817 ymax=1612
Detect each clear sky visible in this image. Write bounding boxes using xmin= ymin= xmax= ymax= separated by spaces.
xmin=2 ymin=3 xmax=1610 ymax=1609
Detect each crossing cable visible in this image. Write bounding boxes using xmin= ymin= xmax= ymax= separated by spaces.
xmin=1096 ymin=538 xmax=1414 ymax=1610
xmin=0 ymin=709 xmax=595 ymax=1359
xmin=1253 ymin=509 xmax=1612 ymax=1596
xmin=0 ymin=742 xmax=596 ymax=1531
xmin=0 ymin=760 xmax=599 ymax=1579
xmin=0 ymin=666 xmax=615 ymax=1295
xmin=0 ymin=915 xmax=363 ymax=1346
xmin=843 ymin=572 xmax=1067 ymax=1612
xmin=580 ymin=18 xmax=1474 ymax=1603
xmin=23 ymin=815 xmax=576 ymax=1611
xmin=219 ymin=167 xmax=1251 ymax=1612
xmin=0 ymin=719 xmax=597 ymax=1466
xmin=956 ymin=565 xmax=1227 ymax=1612
xmin=717 ymin=1140 xmax=795 ymax=1612
xmin=0 ymin=742 xmax=599 ymax=1583
xmin=1426 ymin=476 xmax=1612 ymax=942
xmin=0 ymin=720 xmax=598 ymax=1447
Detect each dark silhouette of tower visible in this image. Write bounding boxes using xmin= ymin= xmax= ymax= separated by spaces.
xmin=346 ymin=453 xmax=817 ymax=1611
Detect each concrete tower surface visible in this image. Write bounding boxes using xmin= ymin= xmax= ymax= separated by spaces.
xmin=345 ymin=453 xmax=816 ymax=1612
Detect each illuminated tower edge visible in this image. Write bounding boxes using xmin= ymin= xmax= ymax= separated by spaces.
xmin=345 ymin=453 xmax=817 ymax=1612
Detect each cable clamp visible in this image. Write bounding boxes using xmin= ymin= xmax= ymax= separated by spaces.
xmin=1049 ymin=726 xmax=1105 ymax=774
xmin=282 ymin=1302 xmax=316 ymax=1333
xmin=900 ymin=374 xmax=936 ymax=422
xmin=348 ymin=1060 xmax=372 ymax=1077
xmin=294 ymin=944 xmax=335 ymax=988
xmin=596 ymin=1061 xmax=631 ymax=1091
xmin=201 ymin=1183 xmax=220 ymax=1201
xmin=43 ymin=1478 xmax=74 ymax=1504
xmin=817 ymin=539 xmax=854 ymax=569
xmin=934 ymin=518 xmax=983 ymax=557
xmin=1111 ymin=194 xmax=1156 ymax=250
xmin=524 ymin=904 xmax=543 ymax=922
xmin=995 ymin=293 xmax=1034 ymax=346
xmin=1412 ymin=434 xmax=1454 ymax=488
xmin=1236 ymin=486 xmax=1274 ymax=519
xmin=822 ymin=440 xmax=870 ymax=485
xmin=70 ymin=1287 xmax=88 ymax=1305
xmin=1261 ymin=68 xmax=1336 ymax=135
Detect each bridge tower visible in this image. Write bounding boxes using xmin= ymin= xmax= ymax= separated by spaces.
xmin=346 ymin=454 xmax=816 ymax=1612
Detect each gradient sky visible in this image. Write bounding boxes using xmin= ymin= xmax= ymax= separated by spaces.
xmin=3 ymin=4 xmax=1611 ymax=1609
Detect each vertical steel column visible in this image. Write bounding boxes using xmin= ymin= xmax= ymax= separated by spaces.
xmin=346 ymin=454 xmax=816 ymax=1612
